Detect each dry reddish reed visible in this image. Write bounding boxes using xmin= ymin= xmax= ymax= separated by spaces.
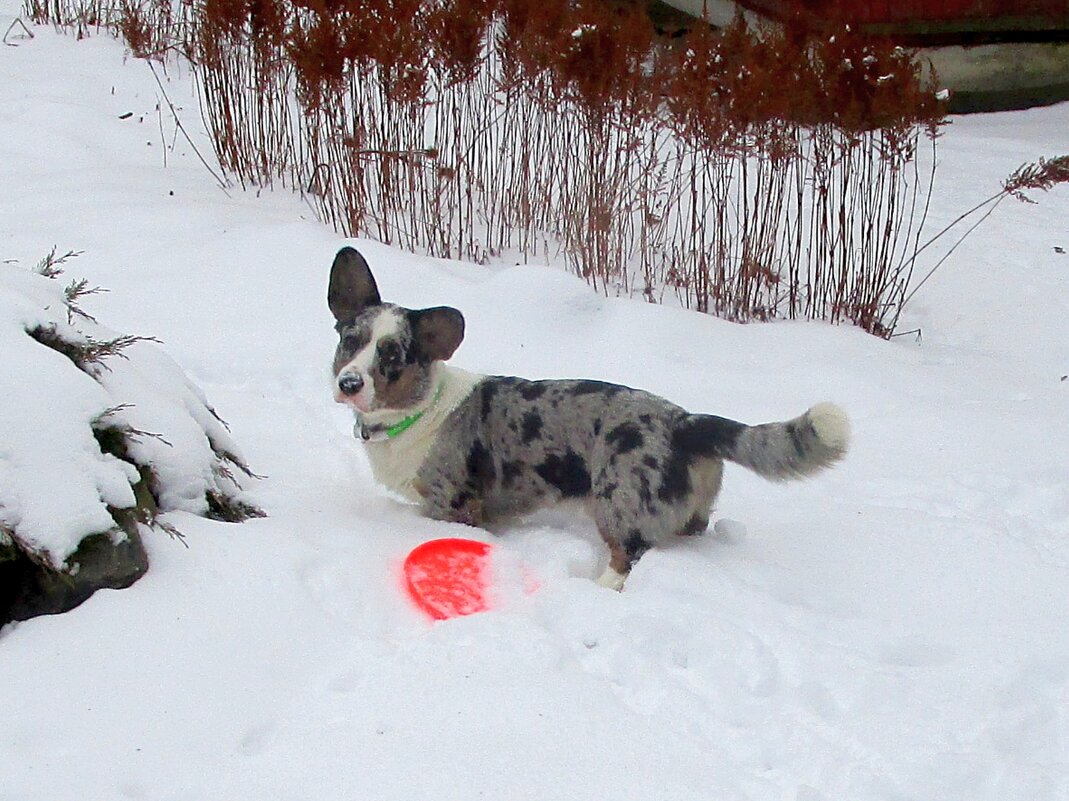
xmin=29 ymin=0 xmax=951 ymax=337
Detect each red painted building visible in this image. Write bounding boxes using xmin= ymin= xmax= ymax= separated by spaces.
xmin=737 ymin=0 xmax=1069 ymax=43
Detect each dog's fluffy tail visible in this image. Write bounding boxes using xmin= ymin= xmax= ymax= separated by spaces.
xmin=673 ymin=402 xmax=850 ymax=481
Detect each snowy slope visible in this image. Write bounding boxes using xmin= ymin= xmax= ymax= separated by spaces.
xmin=2 ymin=10 xmax=1068 ymax=801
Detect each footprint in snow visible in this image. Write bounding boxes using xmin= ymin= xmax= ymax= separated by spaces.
xmin=239 ymin=719 xmax=277 ymax=757
xmin=877 ymin=636 xmax=955 ymax=668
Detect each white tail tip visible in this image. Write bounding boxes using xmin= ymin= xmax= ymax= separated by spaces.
xmin=807 ymin=402 xmax=851 ymax=452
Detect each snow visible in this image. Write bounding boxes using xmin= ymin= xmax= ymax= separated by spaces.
xmin=0 ymin=270 xmax=131 ymax=561
xmin=0 ymin=263 xmax=252 ymax=567
xmin=2 ymin=9 xmax=1068 ymax=801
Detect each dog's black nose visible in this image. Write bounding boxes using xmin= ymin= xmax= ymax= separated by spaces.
xmin=338 ymin=373 xmax=364 ymax=396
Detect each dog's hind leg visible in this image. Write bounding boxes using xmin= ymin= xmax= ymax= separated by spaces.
xmin=678 ymin=513 xmax=709 ymax=536
xmin=676 ymin=458 xmax=722 ymax=537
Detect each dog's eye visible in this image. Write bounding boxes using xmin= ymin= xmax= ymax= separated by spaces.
xmin=377 ymin=341 xmax=401 ymax=366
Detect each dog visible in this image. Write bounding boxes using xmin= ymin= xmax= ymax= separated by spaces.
xmin=328 ymin=246 xmax=850 ymax=589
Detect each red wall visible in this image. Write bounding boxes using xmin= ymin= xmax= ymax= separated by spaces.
xmin=739 ymin=0 xmax=1069 ymax=25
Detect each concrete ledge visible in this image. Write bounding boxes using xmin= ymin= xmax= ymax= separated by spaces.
xmin=656 ymin=0 xmax=1069 ymax=114
xmin=923 ymin=40 xmax=1069 ymax=112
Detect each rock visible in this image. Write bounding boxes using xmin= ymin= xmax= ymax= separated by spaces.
xmin=0 ymin=256 xmax=262 ymax=628
xmin=0 ymin=527 xmax=148 ymax=625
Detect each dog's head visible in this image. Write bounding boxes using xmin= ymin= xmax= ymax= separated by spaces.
xmin=328 ymin=247 xmax=465 ymax=414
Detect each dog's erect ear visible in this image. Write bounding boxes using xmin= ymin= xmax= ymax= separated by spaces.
xmin=328 ymin=247 xmax=381 ymax=323
xmin=411 ymin=307 xmax=465 ymax=363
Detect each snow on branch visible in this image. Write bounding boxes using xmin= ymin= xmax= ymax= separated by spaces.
xmin=0 ymin=254 xmax=262 ymax=573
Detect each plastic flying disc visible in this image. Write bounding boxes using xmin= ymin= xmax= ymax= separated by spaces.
xmin=403 ymin=538 xmax=495 ymax=620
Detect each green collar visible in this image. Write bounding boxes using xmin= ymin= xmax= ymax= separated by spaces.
xmin=384 ymin=407 xmax=428 ymax=439
xmin=359 ymin=382 xmax=444 ymax=442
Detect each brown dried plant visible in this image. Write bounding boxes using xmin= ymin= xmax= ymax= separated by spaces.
xmin=53 ymin=0 xmax=957 ymax=337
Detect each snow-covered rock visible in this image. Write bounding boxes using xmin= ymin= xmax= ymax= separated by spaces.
xmin=0 ymin=255 xmax=260 ymax=622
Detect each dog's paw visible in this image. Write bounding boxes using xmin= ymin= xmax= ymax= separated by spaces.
xmin=595 ymin=566 xmax=628 ymax=591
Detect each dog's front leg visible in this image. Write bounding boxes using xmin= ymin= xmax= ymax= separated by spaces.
xmin=594 ymin=529 xmax=650 ymax=591
xmin=416 ymin=433 xmax=494 ymax=528
xmin=415 ymin=477 xmax=486 ymax=528
xmin=594 ymin=541 xmax=632 ymax=591
xmin=429 ymin=495 xmax=485 ymax=528
xmin=595 ymin=565 xmax=628 ymax=591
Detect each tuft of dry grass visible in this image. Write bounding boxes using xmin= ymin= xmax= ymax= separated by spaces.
xmin=894 ymin=153 xmax=1069 ymax=319
xmin=1004 ymin=155 xmax=1069 ymax=202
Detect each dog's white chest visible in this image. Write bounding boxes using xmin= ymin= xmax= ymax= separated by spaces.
xmin=364 ymin=428 xmax=439 ymax=502
xmin=359 ymin=366 xmax=483 ymax=503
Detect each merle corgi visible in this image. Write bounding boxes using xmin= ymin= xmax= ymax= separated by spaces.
xmin=328 ymin=246 xmax=850 ymax=589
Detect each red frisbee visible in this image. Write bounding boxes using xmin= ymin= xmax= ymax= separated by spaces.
xmin=403 ymin=538 xmax=495 ymax=620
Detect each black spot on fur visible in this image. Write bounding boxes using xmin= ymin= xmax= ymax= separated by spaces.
xmin=788 ymin=421 xmax=808 ymax=457
xmin=672 ymin=414 xmax=745 ymax=459
xmin=466 ymin=440 xmax=496 ymax=491
xmin=633 ymin=469 xmax=653 ymax=509
xmin=521 ymin=411 xmax=544 ymax=444
xmin=624 ymin=531 xmax=651 ymax=563
xmin=642 ymin=456 xmax=658 ymax=469
xmin=597 ymin=481 xmax=618 ymax=500
xmin=658 ymin=451 xmax=691 ymax=502
xmin=479 ymin=382 xmax=499 ymax=422
xmin=519 ymin=381 xmax=547 ymax=401
xmin=570 ymin=380 xmax=620 ymax=396
xmin=450 ymin=491 xmax=474 ymax=511
xmin=593 ymin=418 xmax=603 ymax=436
xmin=340 ymin=329 xmax=369 ymax=355
xmin=679 ymin=514 xmax=708 ymax=536
xmin=377 ymin=340 xmax=405 ymax=382
xmin=535 ymin=450 xmax=591 ymax=498
xmin=501 ymin=460 xmax=524 ymax=486
xmin=479 ymin=377 xmax=522 ymax=421
xmin=606 ymin=423 xmax=644 ymax=455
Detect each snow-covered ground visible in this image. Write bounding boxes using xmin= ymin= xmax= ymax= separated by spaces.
xmin=2 ymin=9 xmax=1067 ymax=801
